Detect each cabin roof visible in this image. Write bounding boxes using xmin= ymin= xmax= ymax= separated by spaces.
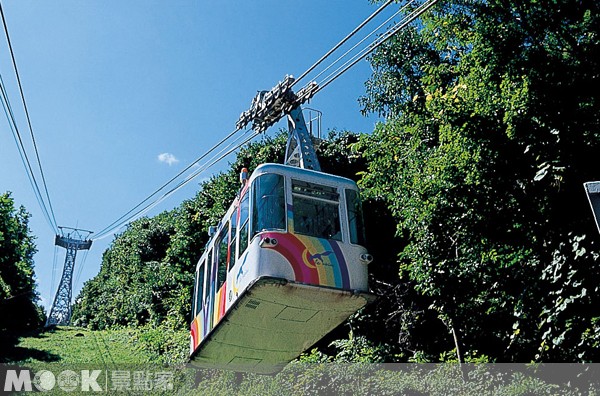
xmin=251 ymin=163 xmax=358 ymax=189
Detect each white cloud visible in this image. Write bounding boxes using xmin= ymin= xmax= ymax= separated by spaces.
xmin=158 ymin=152 xmax=179 ymax=166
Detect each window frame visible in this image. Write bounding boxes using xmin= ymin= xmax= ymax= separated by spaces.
xmin=251 ymin=173 xmax=287 ymax=238
xmin=345 ymin=188 xmax=366 ymax=246
xmin=237 ymin=191 xmax=250 ymax=258
xmin=194 ymin=260 xmax=205 ymax=317
xmin=291 ymin=178 xmax=342 ymax=241
xmin=216 ymin=222 xmax=229 ymax=291
xmin=228 ymin=209 xmax=237 ymax=272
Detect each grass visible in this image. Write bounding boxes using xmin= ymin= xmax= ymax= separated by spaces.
xmin=2 ymin=326 xmax=192 ymax=394
xmin=3 ymin=328 xmax=598 ymax=395
xmin=3 ymin=326 xmax=152 ymax=365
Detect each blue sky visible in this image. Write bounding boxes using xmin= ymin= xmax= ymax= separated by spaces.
xmin=0 ymin=1 xmax=389 ymax=313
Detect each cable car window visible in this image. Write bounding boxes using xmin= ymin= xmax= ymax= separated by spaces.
xmin=292 ymin=179 xmax=341 ymax=241
xmin=238 ymin=193 xmax=250 ymax=257
xmin=251 ymin=173 xmax=285 ymax=236
xmin=345 ymin=189 xmax=366 ymax=246
xmin=191 ymin=270 xmax=198 ymax=320
xmin=217 ymin=224 xmax=228 ymax=290
xmin=205 ymin=249 xmax=213 ymax=303
xmin=228 ymin=210 xmax=237 ymax=272
xmin=194 ymin=261 xmax=205 ymax=316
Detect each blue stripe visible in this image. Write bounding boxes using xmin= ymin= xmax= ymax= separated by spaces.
xmin=329 ymin=240 xmax=350 ymax=289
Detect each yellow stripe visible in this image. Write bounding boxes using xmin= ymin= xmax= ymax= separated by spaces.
xmin=213 ymin=289 xmax=222 ymax=324
xmin=306 ymin=238 xmax=331 ymax=286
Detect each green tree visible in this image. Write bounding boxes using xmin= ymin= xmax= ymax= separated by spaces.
xmin=358 ymin=0 xmax=599 ymax=361
xmin=72 ymin=211 xmax=183 ymax=329
xmin=0 ymin=192 xmax=44 ymax=334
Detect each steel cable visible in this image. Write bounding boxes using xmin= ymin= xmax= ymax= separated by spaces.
xmin=93 ymin=127 xmax=245 ymax=239
xmin=291 ymin=0 xmax=396 ymax=88
xmin=93 ymin=128 xmax=258 ymax=240
xmin=0 ymin=73 xmax=58 ymax=232
xmin=0 ymin=2 xmax=59 ymax=232
xmin=307 ymin=0 xmax=416 ymax=89
xmin=313 ymin=0 xmax=439 ymax=95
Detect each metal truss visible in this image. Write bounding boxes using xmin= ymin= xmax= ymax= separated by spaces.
xmin=46 ymin=227 xmax=93 ymax=327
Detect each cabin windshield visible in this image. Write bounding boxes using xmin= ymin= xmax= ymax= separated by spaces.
xmin=292 ymin=179 xmax=341 ymax=241
xmin=251 ymin=173 xmax=286 ymax=236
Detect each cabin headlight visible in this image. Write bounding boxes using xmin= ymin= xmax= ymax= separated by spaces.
xmin=360 ymin=253 xmax=373 ymax=264
xmin=259 ymin=237 xmax=278 ymax=248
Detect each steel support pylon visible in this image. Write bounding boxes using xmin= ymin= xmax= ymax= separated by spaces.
xmin=284 ymin=106 xmax=321 ymax=171
xmin=46 ymin=227 xmax=92 ymax=327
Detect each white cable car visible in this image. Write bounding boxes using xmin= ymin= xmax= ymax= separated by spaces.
xmin=189 ymin=77 xmax=374 ymax=373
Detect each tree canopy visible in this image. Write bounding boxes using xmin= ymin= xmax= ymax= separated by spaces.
xmin=357 ymin=0 xmax=599 ymax=362
xmin=0 ymin=192 xmax=44 ymax=334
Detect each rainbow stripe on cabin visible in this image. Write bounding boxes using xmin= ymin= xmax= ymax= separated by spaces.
xmin=261 ymin=232 xmax=351 ymax=289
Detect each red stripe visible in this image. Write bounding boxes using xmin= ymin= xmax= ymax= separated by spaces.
xmin=264 ymin=232 xmax=319 ymax=284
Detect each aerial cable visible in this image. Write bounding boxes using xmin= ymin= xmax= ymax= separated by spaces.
xmin=291 ymin=0 xmax=395 ymax=88
xmin=0 ymin=80 xmax=55 ymax=231
xmin=0 ymin=75 xmax=55 ymax=231
xmin=93 ymin=127 xmax=258 ymax=240
xmin=93 ymin=128 xmax=259 ymax=240
xmin=306 ymin=0 xmax=415 ymax=89
xmin=165 ymin=128 xmax=260 ymax=195
xmin=93 ymin=126 xmax=245 ymax=239
xmin=313 ymin=0 xmax=438 ymax=93
xmin=0 ymin=73 xmax=58 ymax=232
xmin=243 ymin=0 xmax=436 ymax=136
xmin=93 ymin=126 xmax=244 ymax=238
xmin=145 ymin=129 xmax=260 ymax=212
xmin=0 ymin=1 xmax=59 ymax=233
xmin=313 ymin=0 xmax=439 ymax=95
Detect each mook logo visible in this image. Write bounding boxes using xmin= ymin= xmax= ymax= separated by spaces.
xmin=4 ymin=369 xmax=103 ymax=392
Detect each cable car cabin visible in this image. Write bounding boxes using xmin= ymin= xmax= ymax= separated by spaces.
xmin=189 ymin=163 xmax=375 ymax=373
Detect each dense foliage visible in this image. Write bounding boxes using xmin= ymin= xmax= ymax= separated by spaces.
xmin=357 ymin=0 xmax=600 ymax=362
xmin=0 ymin=192 xmax=44 ymax=335
xmin=190 ymin=364 xmax=598 ymax=396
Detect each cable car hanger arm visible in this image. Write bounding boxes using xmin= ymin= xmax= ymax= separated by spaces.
xmin=236 ymin=75 xmax=321 ymax=171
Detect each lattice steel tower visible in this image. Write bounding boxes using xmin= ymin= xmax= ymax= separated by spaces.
xmin=46 ymin=227 xmax=93 ymax=326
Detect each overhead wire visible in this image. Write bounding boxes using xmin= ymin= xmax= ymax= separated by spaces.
xmin=311 ymin=0 xmax=439 ymax=95
xmin=74 ymin=249 xmax=90 ymax=293
xmin=0 ymin=1 xmax=59 ymax=233
xmin=92 ymin=130 xmax=257 ymax=241
xmin=49 ymin=244 xmax=58 ymax=311
xmin=98 ymin=128 xmax=258 ymax=239
xmin=127 ymin=129 xmax=259 ymax=225
xmin=93 ymin=126 xmax=245 ymax=239
xmin=307 ymin=0 xmax=416 ymax=89
xmin=291 ymin=0 xmax=395 ymax=89
xmin=161 ymin=129 xmax=260 ymax=197
xmin=0 ymin=72 xmax=58 ymax=233
xmin=93 ymin=127 xmax=259 ymax=240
